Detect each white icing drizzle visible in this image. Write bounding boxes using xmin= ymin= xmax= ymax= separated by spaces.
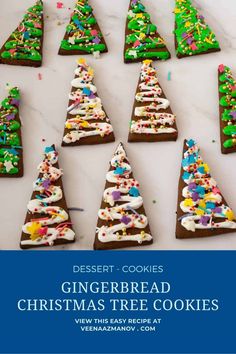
xmin=97 ymin=143 xmax=152 ymax=244
xmin=63 ymin=60 xmax=113 ymax=144
xmin=21 ymin=147 xmax=75 ymax=246
xmin=130 ymin=60 xmax=177 ymax=135
xmin=180 ymin=140 xmax=236 ymax=232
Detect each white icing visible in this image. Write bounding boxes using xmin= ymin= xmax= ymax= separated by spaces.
xmin=63 ymin=122 xmax=113 ymax=143
xmin=97 ymin=143 xmax=152 ymax=243
xmin=181 ymin=215 xmax=236 ymax=232
xmin=131 ymin=61 xmax=177 ymax=135
xmin=21 ymin=147 xmax=75 ymax=246
xmin=180 ymin=141 xmax=236 ymax=231
xmin=63 ymin=60 xmax=113 ymax=144
xmin=21 ymin=229 xmax=75 ymax=247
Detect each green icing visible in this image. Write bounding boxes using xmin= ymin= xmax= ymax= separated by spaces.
xmin=219 ymin=65 xmax=236 ymax=149
xmin=0 ymin=87 xmax=21 ymax=174
xmin=223 ymin=125 xmax=236 ymax=136
xmin=1 ymin=0 xmax=43 ymax=62
xmin=0 ymin=148 xmax=20 ymax=175
xmin=124 ymin=0 xmax=170 ymax=61
xmin=0 ymin=131 xmax=20 ymax=146
xmin=174 ymin=0 xmax=220 ymax=57
xmin=222 ymin=109 xmax=235 ymax=122
xmin=60 ymin=0 xmax=107 ymax=54
xmin=0 ymin=120 xmax=20 ymax=131
xmin=223 ymin=139 xmax=236 ymax=149
xmin=60 ymin=40 xmax=105 ymax=53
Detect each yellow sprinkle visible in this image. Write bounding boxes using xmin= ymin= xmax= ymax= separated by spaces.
xmin=185 ymin=21 xmax=191 ymax=28
xmin=143 ymin=59 xmax=152 ymax=65
xmin=196 ymin=209 xmax=205 ymax=216
xmin=198 ymin=200 xmax=206 ymax=209
xmin=77 ymin=58 xmax=86 ymax=65
xmin=81 ymin=121 xmax=89 ymax=128
xmin=183 ymin=198 xmax=194 ymax=207
xmin=226 ymin=210 xmax=235 ymax=221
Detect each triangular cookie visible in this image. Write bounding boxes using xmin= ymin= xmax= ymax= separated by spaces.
xmin=62 ymin=58 xmax=115 ymax=146
xmin=218 ymin=64 xmax=236 ymax=154
xmin=128 ymin=60 xmax=178 ymax=142
xmin=124 ymin=0 xmax=170 ymax=63
xmin=94 ymin=142 xmax=153 ymax=250
xmin=0 ymin=86 xmax=23 ymax=177
xmin=174 ymin=0 xmax=220 ymax=58
xmin=20 ymin=145 xmax=75 ymax=249
xmin=176 ymin=139 xmax=236 ymax=239
xmin=0 ymin=0 xmax=44 ymax=67
xmin=58 ymin=0 xmax=107 ymax=57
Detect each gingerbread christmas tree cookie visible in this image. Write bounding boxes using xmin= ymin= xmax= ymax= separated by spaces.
xmin=20 ymin=145 xmax=75 ymax=249
xmin=124 ymin=0 xmax=170 ymax=63
xmin=174 ymin=0 xmax=220 ymax=59
xmin=176 ymin=139 xmax=236 ymax=239
xmin=94 ymin=143 xmax=153 ymax=250
xmin=58 ymin=0 xmax=107 ymax=57
xmin=0 ymin=87 xmax=23 ymax=177
xmin=128 ymin=60 xmax=178 ymax=142
xmin=62 ymin=58 xmax=115 ymax=146
xmin=0 ymin=0 xmax=44 ymax=67
xmin=218 ymin=64 xmax=236 ymax=154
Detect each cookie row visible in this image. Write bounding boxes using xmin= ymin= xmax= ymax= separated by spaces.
xmin=1 ymin=59 xmax=235 ymax=179
xmin=0 ymin=0 xmax=221 ymax=67
xmin=20 ymin=140 xmax=236 ymax=250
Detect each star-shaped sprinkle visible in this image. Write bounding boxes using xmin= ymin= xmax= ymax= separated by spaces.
xmin=4 ymin=160 xmax=14 ymax=172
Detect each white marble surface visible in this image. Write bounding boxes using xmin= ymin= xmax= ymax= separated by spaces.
xmin=0 ymin=0 xmax=236 ymax=250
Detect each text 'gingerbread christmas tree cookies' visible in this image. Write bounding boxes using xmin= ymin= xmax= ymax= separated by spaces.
xmin=58 ymin=0 xmax=107 ymax=57
xmin=218 ymin=64 xmax=236 ymax=154
xmin=0 ymin=87 xmax=23 ymax=177
xmin=176 ymin=139 xmax=236 ymax=239
xmin=20 ymin=145 xmax=75 ymax=249
xmin=128 ymin=60 xmax=178 ymax=142
xmin=0 ymin=0 xmax=44 ymax=67
xmin=94 ymin=143 xmax=153 ymax=250
xmin=174 ymin=0 xmax=220 ymax=59
xmin=62 ymin=58 xmax=115 ymax=146
xmin=124 ymin=0 xmax=170 ymax=63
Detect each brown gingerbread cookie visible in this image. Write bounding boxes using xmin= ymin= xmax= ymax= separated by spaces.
xmin=124 ymin=0 xmax=170 ymax=63
xmin=128 ymin=60 xmax=178 ymax=143
xmin=20 ymin=145 xmax=75 ymax=249
xmin=58 ymin=0 xmax=107 ymax=57
xmin=176 ymin=139 xmax=236 ymax=239
xmin=0 ymin=86 xmax=23 ymax=178
xmin=61 ymin=58 xmax=115 ymax=146
xmin=218 ymin=64 xmax=236 ymax=154
xmin=0 ymin=0 xmax=44 ymax=67
xmin=94 ymin=142 xmax=153 ymax=250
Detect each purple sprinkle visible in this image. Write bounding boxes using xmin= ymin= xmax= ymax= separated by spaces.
xmin=120 ymin=215 xmax=131 ymax=225
xmin=11 ymin=98 xmax=20 ymax=106
xmin=213 ymin=207 xmax=222 ymax=214
xmin=199 ymin=215 xmax=210 ymax=226
xmin=192 ymin=192 xmax=199 ymax=202
xmin=230 ymin=111 xmax=236 ymax=119
xmin=131 ymin=0 xmax=138 ymax=4
xmin=187 ymin=37 xmax=193 ymax=45
xmin=42 ymin=179 xmax=51 ymax=190
xmin=89 ymin=92 xmax=96 ymax=99
xmin=188 ymin=182 xmax=197 ymax=190
xmin=198 ymin=15 xmax=204 ymax=20
xmin=182 ymin=32 xmax=188 ymax=38
xmin=6 ymin=113 xmax=15 ymax=121
xmin=111 ymin=190 xmax=121 ymax=201
xmin=92 ymin=36 xmax=101 ymax=44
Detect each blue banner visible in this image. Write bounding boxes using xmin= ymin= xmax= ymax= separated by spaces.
xmin=0 ymin=251 xmax=235 ymax=353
